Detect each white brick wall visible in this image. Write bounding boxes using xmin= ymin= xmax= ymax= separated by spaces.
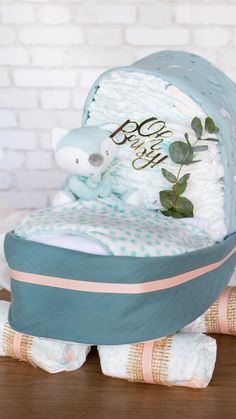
xmin=0 ymin=0 xmax=236 ymax=209
xmin=13 ymin=69 xmax=78 ymax=87
xmin=1 ymin=4 xmax=35 ymax=24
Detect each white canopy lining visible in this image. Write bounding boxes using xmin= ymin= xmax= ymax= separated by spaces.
xmin=86 ymin=70 xmax=226 ymax=242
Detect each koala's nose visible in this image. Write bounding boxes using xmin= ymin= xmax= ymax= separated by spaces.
xmin=88 ymin=153 xmax=104 ymax=167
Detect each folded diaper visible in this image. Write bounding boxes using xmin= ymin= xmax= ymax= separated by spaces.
xmin=181 ymin=286 xmax=236 ymax=335
xmin=98 ymin=332 xmax=217 ymax=388
xmin=0 ymin=301 xmax=91 ymax=373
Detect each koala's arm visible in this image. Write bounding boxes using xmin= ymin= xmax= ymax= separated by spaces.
xmin=52 ymin=175 xmax=76 ymax=207
xmin=68 ymin=176 xmax=99 ymax=200
xmin=121 ymin=189 xmax=145 ymax=207
xmin=53 ymin=175 xmax=113 ymax=205
xmin=98 ymin=176 xmax=112 ymax=198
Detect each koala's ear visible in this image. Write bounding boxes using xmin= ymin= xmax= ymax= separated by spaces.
xmin=51 ymin=128 xmax=69 ymax=150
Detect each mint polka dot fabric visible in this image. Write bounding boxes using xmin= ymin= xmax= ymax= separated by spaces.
xmin=15 ymin=197 xmax=214 ymax=257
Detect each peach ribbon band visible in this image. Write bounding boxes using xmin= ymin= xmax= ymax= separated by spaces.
xmin=142 ymin=341 xmax=155 ymax=384
xmin=218 ymin=286 xmax=232 ymax=334
xmin=12 ymin=332 xmax=23 ymax=360
xmin=10 ymin=246 xmax=236 ymax=295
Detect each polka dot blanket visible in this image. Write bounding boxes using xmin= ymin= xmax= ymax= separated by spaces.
xmin=15 ymin=197 xmax=214 ymax=257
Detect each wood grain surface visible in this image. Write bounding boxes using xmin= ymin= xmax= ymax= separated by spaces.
xmin=0 ymin=289 xmax=236 ymax=419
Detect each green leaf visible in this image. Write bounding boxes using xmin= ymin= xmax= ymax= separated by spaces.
xmin=169 ymin=141 xmax=193 ymax=165
xmin=172 ymin=182 xmax=187 ymax=196
xmin=205 ymin=117 xmax=215 ymax=133
xmin=161 ymin=209 xmax=183 ymax=218
xmin=175 ymin=197 xmax=194 ymax=217
xmin=203 ymin=137 xmax=219 ymax=142
xmin=161 ymin=210 xmax=171 ymax=217
xmin=205 ymin=117 xmax=219 ymax=134
xmin=191 ymin=117 xmax=203 ymax=138
xmin=185 ymin=159 xmax=201 ymax=165
xmin=179 ymin=173 xmax=190 ymax=185
xmin=184 ymin=132 xmax=190 ymax=145
xmin=192 ymin=145 xmax=208 ymax=152
xmin=161 ymin=168 xmax=177 ymax=184
xmin=159 ymin=190 xmax=174 ymax=209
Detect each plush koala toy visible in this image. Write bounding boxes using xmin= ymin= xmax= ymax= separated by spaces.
xmin=51 ymin=126 xmax=118 ymax=207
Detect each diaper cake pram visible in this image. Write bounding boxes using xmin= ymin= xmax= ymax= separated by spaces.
xmin=1 ymin=51 xmax=236 ymax=387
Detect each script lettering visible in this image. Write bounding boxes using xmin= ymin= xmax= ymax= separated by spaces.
xmin=110 ymin=117 xmax=172 ymax=171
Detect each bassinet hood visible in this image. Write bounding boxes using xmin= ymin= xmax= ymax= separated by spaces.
xmin=82 ymin=50 xmax=236 ymax=237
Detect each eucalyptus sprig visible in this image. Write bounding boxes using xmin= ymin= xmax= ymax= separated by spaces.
xmin=159 ymin=116 xmax=219 ymax=219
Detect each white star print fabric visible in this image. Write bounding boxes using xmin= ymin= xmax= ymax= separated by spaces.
xmin=15 ymin=197 xmax=214 ymax=257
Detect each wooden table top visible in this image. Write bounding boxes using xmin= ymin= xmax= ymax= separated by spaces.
xmin=0 ymin=290 xmax=236 ymax=419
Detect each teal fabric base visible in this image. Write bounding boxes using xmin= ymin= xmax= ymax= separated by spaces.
xmin=4 ymin=232 xmax=236 ymax=345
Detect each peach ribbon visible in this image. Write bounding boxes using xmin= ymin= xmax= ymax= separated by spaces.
xmin=218 ymin=286 xmax=232 ymax=334
xmin=13 ymin=332 xmax=23 ymax=360
xmin=9 ymin=245 xmax=236 ymax=294
xmin=142 ymin=341 xmax=155 ymax=384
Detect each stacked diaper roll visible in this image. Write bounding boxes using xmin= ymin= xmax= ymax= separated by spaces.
xmin=0 ymin=210 xmax=26 ymax=291
xmin=181 ymin=286 xmax=236 ymax=335
xmin=1 ymin=285 xmax=235 ymax=382
xmin=98 ymin=333 xmax=217 ymax=388
xmin=0 ymin=301 xmax=91 ymax=373
xmin=97 ymin=286 xmax=236 ymax=388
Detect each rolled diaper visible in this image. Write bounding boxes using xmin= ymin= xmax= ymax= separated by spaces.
xmin=98 ymin=332 xmax=217 ymax=388
xmin=0 ymin=301 xmax=91 ymax=373
xmin=181 ymin=286 xmax=236 ymax=335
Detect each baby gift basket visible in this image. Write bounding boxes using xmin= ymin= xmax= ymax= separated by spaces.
xmin=4 ymin=50 xmax=236 ymax=347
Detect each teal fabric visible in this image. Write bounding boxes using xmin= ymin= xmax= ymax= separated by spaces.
xmin=4 ymin=232 xmax=236 ymax=344
xmin=82 ymin=50 xmax=236 ymax=236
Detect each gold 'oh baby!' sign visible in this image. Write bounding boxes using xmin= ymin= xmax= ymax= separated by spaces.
xmin=109 ymin=117 xmax=173 ymax=171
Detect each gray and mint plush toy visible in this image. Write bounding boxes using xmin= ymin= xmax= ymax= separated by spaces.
xmin=51 ymin=125 xmax=143 ymax=207
xmin=51 ymin=126 xmax=118 ymax=206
